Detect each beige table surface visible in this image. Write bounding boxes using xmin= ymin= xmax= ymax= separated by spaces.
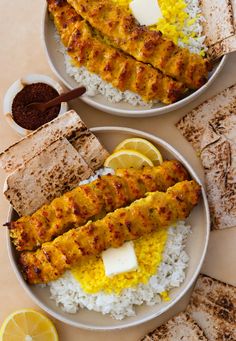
xmin=0 ymin=1 xmax=236 ymax=340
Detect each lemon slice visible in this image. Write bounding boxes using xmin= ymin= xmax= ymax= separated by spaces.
xmin=114 ymin=138 xmax=163 ymax=166
xmin=104 ymin=149 xmax=153 ymax=169
xmin=0 ymin=309 xmax=58 ymax=341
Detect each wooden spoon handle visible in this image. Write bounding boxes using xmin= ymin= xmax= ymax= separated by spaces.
xmin=44 ymin=86 xmax=86 ymax=110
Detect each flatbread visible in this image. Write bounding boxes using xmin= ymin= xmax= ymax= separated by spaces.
xmin=204 ymin=0 xmax=236 ymax=59
xmin=200 ymin=108 xmax=236 ymax=229
xmin=140 ymin=312 xmax=207 ymax=341
xmin=200 ymin=0 xmax=234 ymax=47
xmin=176 ymin=84 xmax=236 ymax=153
xmin=176 ymin=87 xmax=236 ymax=230
xmin=0 ymin=109 xmax=109 ymax=173
xmin=187 ymin=274 xmax=236 ymax=341
xmin=4 ymin=138 xmax=93 ymax=216
xmin=71 ymin=130 xmax=109 ymax=171
xmin=0 ymin=110 xmax=82 ymax=173
xmin=190 ymin=274 xmax=236 ymax=309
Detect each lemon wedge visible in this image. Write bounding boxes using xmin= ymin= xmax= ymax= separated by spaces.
xmin=104 ymin=149 xmax=153 ymax=169
xmin=0 ymin=309 xmax=58 ymax=341
xmin=114 ymin=138 xmax=163 ymax=166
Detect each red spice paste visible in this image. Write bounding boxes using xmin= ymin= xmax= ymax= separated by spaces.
xmin=12 ymin=83 xmax=60 ymax=130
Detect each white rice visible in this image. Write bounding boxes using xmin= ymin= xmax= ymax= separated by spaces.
xmin=78 ymin=167 xmax=114 ymax=186
xmin=63 ymin=53 xmax=151 ymax=107
xmin=56 ymin=0 xmax=206 ymax=107
xmin=49 ymin=221 xmax=191 ymax=320
xmin=181 ymin=0 xmax=207 ymax=54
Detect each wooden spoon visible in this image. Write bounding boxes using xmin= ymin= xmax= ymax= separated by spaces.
xmin=25 ymin=86 xmax=86 ymax=112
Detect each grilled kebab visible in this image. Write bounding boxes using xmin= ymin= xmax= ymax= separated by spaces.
xmin=20 ymin=180 xmax=201 ymax=284
xmin=67 ymin=0 xmax=211 ymax=89
xmin=7 ymin=160 xmax=189 ymax=251
xmin=47 ymin=0 xmax=186 ymax=104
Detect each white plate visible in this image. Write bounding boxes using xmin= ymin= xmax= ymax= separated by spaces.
xmin=7 ymin=127 xmax=210 ymax=330
xmin=42 ymin=4 xmax=227 ymax=117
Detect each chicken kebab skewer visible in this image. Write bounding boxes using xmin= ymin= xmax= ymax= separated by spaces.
xmin=20 ymin=180 xmax=201 ymax=284
xmin=47 ymin=0 xmax=186 ymax=104
xmin=7 ymin=160 xmax=189 ymax=251
xmin=67 ymin=0 xmax=211 ymax=90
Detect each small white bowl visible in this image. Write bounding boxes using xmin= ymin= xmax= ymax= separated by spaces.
xmin=3 ymin=74 xmax=68 ymax=136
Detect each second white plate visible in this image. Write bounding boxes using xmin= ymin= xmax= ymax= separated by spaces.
xmin=7 ymin=126 xmax=210 ymax=330
xmin=42 ymin=5 xmax=227 ymax=117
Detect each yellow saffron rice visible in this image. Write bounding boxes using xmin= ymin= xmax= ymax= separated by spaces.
xmin=71 ymin=227 xmax=168 ymax=295
xmin=112 ymin=0 xmax=200 ymax=47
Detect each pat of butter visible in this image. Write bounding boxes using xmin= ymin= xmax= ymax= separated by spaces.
xmin=129 ymin=0 xmax=162 ymax=26
xmin=102 ymin=241 xmax=138 ymax=277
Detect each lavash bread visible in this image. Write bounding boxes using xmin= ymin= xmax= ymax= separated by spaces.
xmin=200 ymin=0 xmax=234 ymax=47
xmin=70 ymin=124 xmax=109 ymax=171
xmin=201 ymin=0 xmax=236 ymax=59
xmin=0 ymin=110 xmax=81 ymax=173
xmin=210 ymin=0 xmax=236 ymax=60
xmin=4 ymin=138 xmax=93 ymax=216
xmin=200 ymin=109 xmax=236 ymax=229
xmin=0 ymin=110 xmax=109 ymax=173
xmin=186 ymin=275 xmax=236 ymax=340
xmin=176 ymin=84 xmax=236 ymax=153
xmin=176 ymin=84 xmax=236 ymax=229
xmin=140 ymin=312 xmax=208 ymax=341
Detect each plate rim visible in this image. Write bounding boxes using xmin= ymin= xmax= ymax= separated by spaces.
xmin=6 ymin=126 xmax=210 ymax=331
xmin=41 ymin=3 xmax=228 ymax=117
